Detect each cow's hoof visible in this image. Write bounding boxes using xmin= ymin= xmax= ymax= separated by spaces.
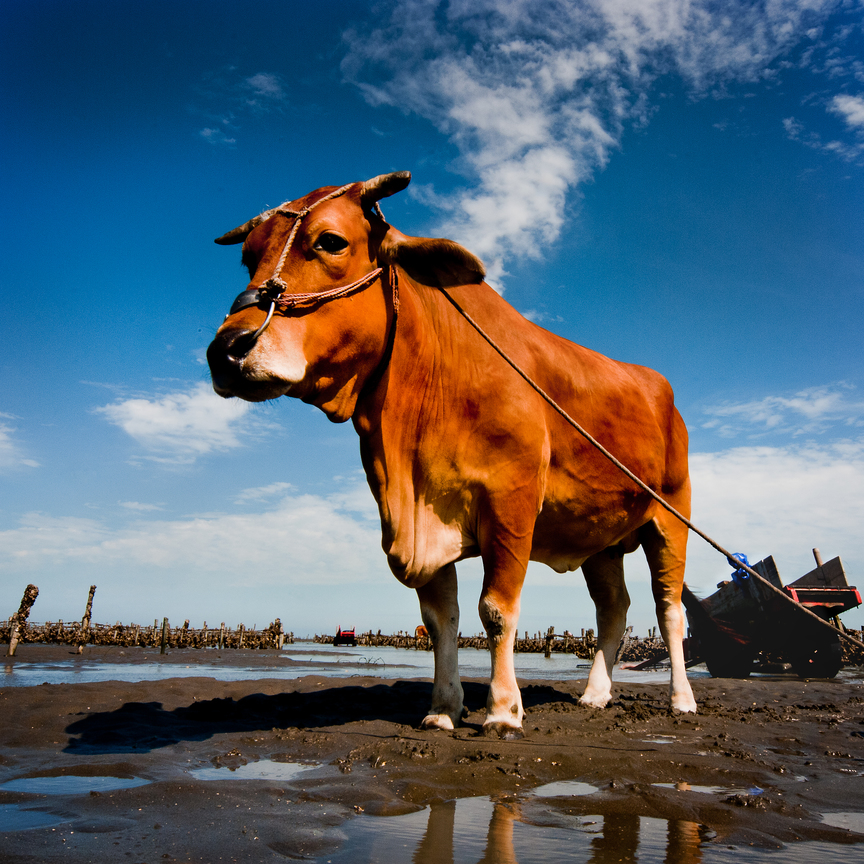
xmin=578 ymin=692 xmax=611 ymax=709
xmin=671 ymin=698 xmax=698 ymax=715
xmin=421 ymin=713 xmax=456 ymax=731
xmin=483 ymin=721 xmax=524 ymax=740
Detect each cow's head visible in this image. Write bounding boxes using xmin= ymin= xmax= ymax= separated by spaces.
xmin=207 ymin=171 xmax=485 ymax=421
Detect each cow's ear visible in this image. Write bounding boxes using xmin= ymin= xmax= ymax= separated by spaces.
xmin=379 ymin=229 xmax=485 ymax=288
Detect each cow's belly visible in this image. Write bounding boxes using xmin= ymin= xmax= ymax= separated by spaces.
xmin=530 ymin=549 xmax=589 ymax=574
xmin=530 ymin=496 xmax=650 ymax=572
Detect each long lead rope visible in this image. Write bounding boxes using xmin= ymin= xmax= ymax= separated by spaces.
xmin=437 ymin=287 xmax=864 ymax=654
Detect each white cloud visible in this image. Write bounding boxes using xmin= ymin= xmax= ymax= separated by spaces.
xmin=541 ymin=435 xmax=864 ymax=630
xmin=830 ymin=93 xmax=864 ymax=128
xmin=344 ymin=0 xmax=842 ymax=285
xmin=95 ymin=383 xmax=271 ymax=464
xmin=685 ymin=439 xmax=864 ymax=621
xmin=702 ymin=383 xmax=864 ymax=438
xmin=2 ymin=444 xmax=862 ymax=630
xmin=0 ymin=414 xmax=39 ymax=471
xmin=0 ymin=487 xmax=383 ymax=587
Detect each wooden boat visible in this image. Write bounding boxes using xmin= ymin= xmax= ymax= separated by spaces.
xmin=682 ymin=550 xmax=861 ymax=678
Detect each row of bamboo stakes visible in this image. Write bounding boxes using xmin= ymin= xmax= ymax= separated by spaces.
xmin=314 ymin=626 xmax=668 ymax=662
xmin=8 ymin=583 xmax=862 ymax=664
xmin=2 ymin=584 xmax=292 ymax=655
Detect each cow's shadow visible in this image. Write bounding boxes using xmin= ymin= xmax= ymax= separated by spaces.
xmin=63 ymin=680 xmax=580 ymax=754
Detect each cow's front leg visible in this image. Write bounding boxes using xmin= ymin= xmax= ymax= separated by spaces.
xmin=478 ymin=544 xmax=528 ymax=739
xmin=417 ymin=563 xmax=465 ymax=730
xmin=579 ymin=550 xmax=629 ymax=708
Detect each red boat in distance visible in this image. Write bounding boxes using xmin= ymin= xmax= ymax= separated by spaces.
xmin=333 ymin=626 xmax=356 ymax=647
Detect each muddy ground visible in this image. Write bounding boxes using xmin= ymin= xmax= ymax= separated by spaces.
xmin=0 ymin=646 xmax=863 ymax=862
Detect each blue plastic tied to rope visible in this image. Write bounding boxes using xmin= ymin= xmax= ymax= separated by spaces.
xmin=728 ymin=553 xmax=751 ymax=588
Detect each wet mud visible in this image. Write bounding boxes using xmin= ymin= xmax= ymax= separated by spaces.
xmin=0 ymin=647 xmax=862 ymax=861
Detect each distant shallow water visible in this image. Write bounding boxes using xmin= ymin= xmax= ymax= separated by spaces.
xmin=8 ymin=643 xmax=862 ymax=689
xmin=0 ymin=643 xmax=715 ymax=688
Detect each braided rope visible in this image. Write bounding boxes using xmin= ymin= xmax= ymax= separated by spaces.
xmin=271 ymin=268 xmax=384 ymax=309
xmin=262 ymin=183 xmax=356 ymax=299
xmin=436 ymin=287 xmax=864 ymax=654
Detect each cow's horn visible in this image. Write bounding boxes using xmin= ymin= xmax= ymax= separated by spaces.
xmin=214 ymin=213 xmax=268 ymax=246
xmin=360 ymin=171 xmax=411 ymax=209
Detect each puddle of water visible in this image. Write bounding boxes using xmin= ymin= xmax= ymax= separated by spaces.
xmin=0 ymin=803 xmax=73 ymax=832
xmin=822 ymin=812 xmax=864 ymax=834
xmin=652 ymin=782 xmax=763 ymax=796
xmin=530 ymin=780 xmax=599 ymax=797
xmin=309 ymin=795 xmax=864 ymax=864
xmin=0 ymin=775 xmax=149 ymax=795
xmin=320 ymin=798 xmax=855 ymax=864
xmin=189 ymin=759 xmax=316 ymax=782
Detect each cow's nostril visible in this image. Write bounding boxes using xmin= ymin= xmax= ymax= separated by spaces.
xmin=224 ymin=330 xmax=259 ymax=362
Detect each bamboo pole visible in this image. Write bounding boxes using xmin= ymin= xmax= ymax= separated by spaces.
xmin=6 ymin=584 xmax=39 ymax=657
xmin=74 ymin=585 xmax=97 ymax=654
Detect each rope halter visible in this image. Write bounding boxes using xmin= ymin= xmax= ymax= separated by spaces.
xmin=224 ymin=183 xmax=388 ymax=345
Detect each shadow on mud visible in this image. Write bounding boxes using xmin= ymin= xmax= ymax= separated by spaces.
xmin=63 ymin=680 xmax=581 ymax=754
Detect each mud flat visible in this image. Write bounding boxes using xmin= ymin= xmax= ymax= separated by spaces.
xmin=0 ymin=646 xmax=862 ymax=862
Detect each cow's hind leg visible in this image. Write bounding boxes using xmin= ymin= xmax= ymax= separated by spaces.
xmin=579 ymin=550 xmax=629 ymax=708
xmin=640 ymin=512 xmax=698 ymax=713
xmin=416 ymin=563 xmax=465 ymax=730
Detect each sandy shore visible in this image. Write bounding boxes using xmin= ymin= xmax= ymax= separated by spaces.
xmin=1 ymin=646 xmax=863 ymax=862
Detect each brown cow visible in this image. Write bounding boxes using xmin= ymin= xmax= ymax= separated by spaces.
xmin=207 ymin=171 xmax=697 ymax=738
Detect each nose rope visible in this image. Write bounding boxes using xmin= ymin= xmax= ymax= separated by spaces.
xmin=232 ymin=184 xmax=389 ymax=347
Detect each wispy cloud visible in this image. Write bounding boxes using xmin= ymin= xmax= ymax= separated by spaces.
xmin=95 ymin=383 xmax=274 ymax=464
xmin=343 ymin=0 xmax=844 ymax=285
xmin=119 ymin=501 xmax=164 ymax=512
xmin=783 ymin=102 xmax=864 ymax=161
xmin=245 ymin=72 xmax=286 ymax=105
xmin=234 ymin=482 xmax=294 ymax=504
xmin=702 ymin=383 xmax=864 ymax=438
xmin=196 ymin=69 xmax=286 ymax=145
xmin=521 ymin=308 xmax=564 ymax=326
xmin=200 ymin=126 xmax=236 ymax=147
xmin=0 ymin=413 xmax=39 ymax=472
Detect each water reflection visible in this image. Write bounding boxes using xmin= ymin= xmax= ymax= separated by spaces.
xmin=399 ymin=798 xmax=706 ymax=864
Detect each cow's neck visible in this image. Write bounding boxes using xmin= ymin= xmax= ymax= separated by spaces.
xmin=352 ymin=270 xmax=471 ymax=438
xmin=351 ymin=270 xmax=482 ymax=573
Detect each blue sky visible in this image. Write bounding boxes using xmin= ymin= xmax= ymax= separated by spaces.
xmin=2 ymin=0 xmax=863 ymax=638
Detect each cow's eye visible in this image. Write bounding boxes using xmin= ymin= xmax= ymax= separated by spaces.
xmin=314 ymin=233 xmax=349 ymax=254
